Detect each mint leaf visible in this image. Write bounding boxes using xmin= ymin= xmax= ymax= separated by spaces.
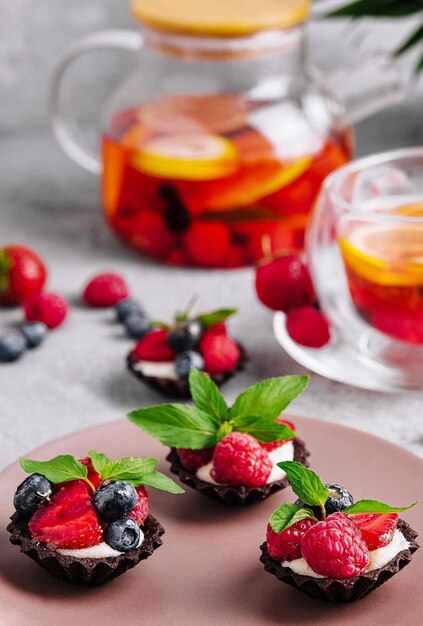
xmin=89 ymin=450 xmax=113 ymax=476
xmin=344 ymin=499 xmax=419 ymax=515
xmin=216 ymin=421 xmax=233 ymax=442
xmin=229 ymin=415 xmax=295 ymax=443
xmin=278 ymin=461 xmax=328 ymax=513
xmin=196 ymin=308 xmax=237 ymax=330
xmin=103 ymin=457 xmax=159 ymax=482
xmin=128 ymin=404 xmax=219 ymax=449
xmin=189 ymin=369 xmax=228 ymax=421
xmin=0 ymin=249 xmax=11 ymax=294
xmin=19 ymin=455 xmax=88 ymax=485
xmin=140 ymin=470 xmax=185 ymax=494
xmin=229 ymin=376 xmax=309 ymax=421
xmin=270 ymin=503 xmax=316 ymax=534
xmin=150 ymin=321 xmax=170 ymax=330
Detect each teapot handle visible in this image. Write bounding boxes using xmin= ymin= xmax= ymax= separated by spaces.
xmin=49 ymin=30 xmax=143 ymax=175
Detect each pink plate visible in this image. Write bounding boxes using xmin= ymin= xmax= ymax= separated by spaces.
xmin=0 ymin=416 xmax=422 ymax=626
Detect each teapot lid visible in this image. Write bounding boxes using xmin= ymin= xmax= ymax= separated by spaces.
xmin=131 ymin=0 xmax=311 ymax=37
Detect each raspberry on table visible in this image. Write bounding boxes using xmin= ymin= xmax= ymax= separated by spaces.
xmin=301 ymin=512 xmax=370 ymax=579
xmin=24 ymin=292 xmax=69 ymax=329
xmin=267 ymin=518 xmax=317 ymax=562
xmin=211 ymin=432 xmax=272 ymax=488
xmin=286 ymin=306 xmax=331 ymax=348
xmin=177 ymin=447 xmax=214 ymax=473
xmin=83 ymin=272 xmax=129 ymax=308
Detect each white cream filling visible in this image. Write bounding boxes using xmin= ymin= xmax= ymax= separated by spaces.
xmin=133 ymin=360 xmax=178 ymax=381
xmin=196 ymin=441 xmax=295 ymax=485
xmin=57 ymin=529 xmax=144 ymax=559
xmin=281 ymin=529 xmax=409 ymax=578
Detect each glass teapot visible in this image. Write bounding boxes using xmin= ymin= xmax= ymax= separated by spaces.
xmin=50 ymin=0 xmax=404 ymax=268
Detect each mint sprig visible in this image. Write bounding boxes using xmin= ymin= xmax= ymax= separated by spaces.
xmin=269 ymin=503 xmax=317 ymax=534
xmin=344 ymin=499 xmax=419 ymax=515
xmin=20 ymin=455 xmax=91 ymax=489
xmin=196 ymin=308 xmax=237 ymax=329
xmin=278 ymin=461 xmax=329 ymax=518
xmin=128 ymin=370 xmax=306 ymax=449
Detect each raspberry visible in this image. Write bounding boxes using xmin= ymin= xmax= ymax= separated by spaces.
xmin=24 ymin=292 xmax=68 ymax=329
xmin=301 ymin=512 xmax=370 ymax=579
xmin=348 ymin=513 xmax=398 ymax=551
xmin=177 ymin=447 xmax=214 ymax=472
xmin=211 ymin=432 xmax=272 ymax=488
xmin=29 ymin=481 xmax=103 ymax=549
xmin=255 ymin=254 xmax=315 ymax=312
xmin=0 ymin=245 xmax=47 ymax=306
xmin=184 ymin=222 xmax=230 ymax=267
xmin=79 ymin=457 xmax=101 ymax=489
xmin=127 ymin=486 xmax=150 ymax=525
xmin=260 ymin=419 xmax=296 ymax=452
xmin=132 ymin=328 xmax=176 ymax=362
xmin=83 ymin=272 xmax=129 ymax=307
xmin=131 ymin=212 xmax=176 ymax=258
xmin=199 ymin=332 xmax=240 ymax=374
xmin=267 ymin=518 xmax=317 ymax=562
xmin=286 ymin=306 xmax=331 ymax=348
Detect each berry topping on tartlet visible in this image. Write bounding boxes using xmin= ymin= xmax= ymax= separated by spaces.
xmin=8 ymin=450 xmax=183 ymax=585
xmin=260 ymin=462 xmax=419 ymax=602
xmin=127 ymin=305 xmax=246 ymax=397
xmin=128 ymin=369 xmax=310 ymax=504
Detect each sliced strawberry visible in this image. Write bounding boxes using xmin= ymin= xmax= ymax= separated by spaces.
xmin=348 ymin=513 xmax=399 ymax=550
xmin=29 ymin=481 xmax=102 ymax=549
xmin=127 ymin=486 xmax=150 ymax=525
xmin=199 ymin=332 xmax=240 ymax=374
xmin=79 ymin=457 xmax=101 ymax=489
xmin=132 ymin=328 xmax=176 ymax=362
xmin=260 ymin=418 xmax=296 ymax=451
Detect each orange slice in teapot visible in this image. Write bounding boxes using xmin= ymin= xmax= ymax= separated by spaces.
xmin=131 ymin=132 xmax=239 ymax=180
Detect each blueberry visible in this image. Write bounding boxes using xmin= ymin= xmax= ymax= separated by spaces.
xmin=21 ymin=322 xmax=48 ymax=348
xmin=295 ymin=483 xmax=354 ymax=518
xmin=168 ymin=320 xmax=203 ymax=352
xmin=14 ymin=473 xmax=53 ymax=514
xmin=124 ymin=314 xmax=152 ymax=340
xmin=104 ymin=516 xmax=141 ymax=552
xmin=92 ymin=481 xmax=137 ymax=521
xmin=0 ymin=331 xmax=26 ymax=362
xmin=174 ymin=350 xmax=205 ymax=380
xmin=116 ymin=299 xmax=144 ymax=323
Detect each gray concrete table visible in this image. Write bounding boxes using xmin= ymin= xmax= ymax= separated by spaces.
xmin=1 ymin=111 xmax=423 ymax=471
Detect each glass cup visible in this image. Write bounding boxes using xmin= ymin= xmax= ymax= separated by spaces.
xmin=307 ymin=147 xmax=423 ymax=390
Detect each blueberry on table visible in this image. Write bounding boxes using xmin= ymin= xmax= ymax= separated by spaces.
xmin=124 ymin=314 xmax=152 ymax=340
xmin=93 ymin=481 xmax=137 ymax=521
xmin=116 ymin=299 xmax=145 ymax=323
xmin=168 ymin=320 xmax=203 ymax=352
xmin=295 ymin=483 xmax=354 ymax=518
xmin=14 ymin=473 xmax=53 ymax=514
xmin=175 ymin=350 xmax=205 ymax=379
xmin=21 ymin=322 xmax=48 ymax=348
xmin=0 ymin=331 xmax=26 ymax=362
xmin=104 ymin=516 xmax=141 ymax=552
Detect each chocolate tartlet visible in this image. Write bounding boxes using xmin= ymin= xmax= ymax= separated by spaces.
xmin=127 ymin=343 xmax=247 ymax=399
xmin=8 ymin=512 xmax=164 ymax=586
xmin=167 ymin=438 xmax=310 ymax=505
xmin=260 ymin=518 xmax=419 ymax=603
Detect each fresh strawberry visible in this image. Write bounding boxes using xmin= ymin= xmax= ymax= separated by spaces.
xmin=267 ymin=518 xmax=317 ymax=562
xmin=255 ymin=254 xmax=315 ymax=312
xmin=29 ymin=481 xmax=103 ymax=549
xmin=199 ymin=332 xmax=240 ymax=373
xmin=79 ymin=457 xmax=101 ymax=489
xmin=211 ymin=432 xmax=272 ymax=488
xmin=24 ymin=292 xmax=69 ymax=329
xmin=177 ymin=447 xmax=214 ymax=472
xmin=0 ymin=245 xmax=47 ymax=306
xmin=127 ymin=486 xmax=150 ymax=525
xmin=83 ymin=272 xmax=129 ymax=307
xmin=206 ymin=322 xmax=227 ymax=337
xmin=286 ymin=306 xmax=331 ymax=348
xmin=132 ymin=328 xmax=176 ymax=362
xmin=348 ymin=513 xmax=399 ymax=551
xmin=184 ymin=222 xmax=230 ymax=267
xmin=260 ymin=419 xmax=296 ymax=452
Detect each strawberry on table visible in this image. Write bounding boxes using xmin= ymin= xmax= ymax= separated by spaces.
xmin=0 ymin=244 xmax=47 ymax=306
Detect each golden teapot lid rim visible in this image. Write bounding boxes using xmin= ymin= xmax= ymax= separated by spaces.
xmin=131 ymin=0 xmax=311 ymax=37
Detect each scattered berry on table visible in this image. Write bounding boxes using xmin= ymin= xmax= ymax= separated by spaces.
xmin=199 ymin=332 xmax=240 ymax=373
xmin=260 ymin=418 xmax=296 ymax=452
xmin=167 ymin=319 xmax=203 ymax=352
xmin=79 ymin=457 xmax=101 ymax=489
xmin=0 ymin=244 xmax=47 ymax=306
xmin=286 ymin=306 xmax=330 ymax=348
xmin=104 ymin=516 xmax=141 ymax=552
xmin=124 ymin=314 xmax=152 ymax=340
xmin=266 ymin=518 xmax=317 ymax=562
xmin=29 ymin=480 xmax=103 ymax=549
xmin=116 ymin=298 xmax=144 ymax=323
xmin=177 ymin=447 xmax=214 ymax=473
xmin=127 ymin=486 xmax=150 ymax=525
xmin=0 ymin=330 xmax=26 ymax=362
xmin=92 ymin=481 xmax=138 ymax=522
xmin=184 ymin=222 xmax=230 ymax=267
xmin=348 ymin=513 xmax=398 ymax=551
xmin=21 ymin=322 xmax=48 ymax=349
xmin=24 ymin=292 xmax=69 ymax=329
xmin=132 ymin=328 xmax=176 ymax=362
xmin=211 ymin=432 xmax=272 ymax=488
xmin=301 ymin=512 xmax=370 ymax=579
xmin=255 ymin=254 xmax=315 ymax=312
xmin=174 ymin=350 xmax=205 ymax=379
xmin=83 ymin=272 xmax=129 ymax=308
xmin=13 ymin=473 xmax=53 ymax=514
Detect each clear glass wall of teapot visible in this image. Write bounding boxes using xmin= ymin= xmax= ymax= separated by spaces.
xmin=50 ymin=0 xmax=408 ymax=268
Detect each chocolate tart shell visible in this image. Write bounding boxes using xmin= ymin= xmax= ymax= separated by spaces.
xmin=167 ymin=438 xmax=310 ymax=505
xmin=260 ymin=518 xmax=419 ymax=603
xmin=127 ymin=342 xmax=247 ymax=399
xmin=7 ymin=512 xmax=164 ymax=586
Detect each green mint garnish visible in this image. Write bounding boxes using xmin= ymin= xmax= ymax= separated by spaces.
xmin=128 ymin=370 xmax=306 ymax=449
xmin=270 ymin=503 xmax=317 ymax=534
xmin=19 ymin=455 xmax=94 ymax=491
xmin=196 ymin=308 xmax=237 ymax=330
xmin=344 ymin=499 xmax=419 ymax=515
xmin=278 ymin=461 xmax=329 ymax=519
xmin=0 ymin=249 xmax=11 ymax=294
